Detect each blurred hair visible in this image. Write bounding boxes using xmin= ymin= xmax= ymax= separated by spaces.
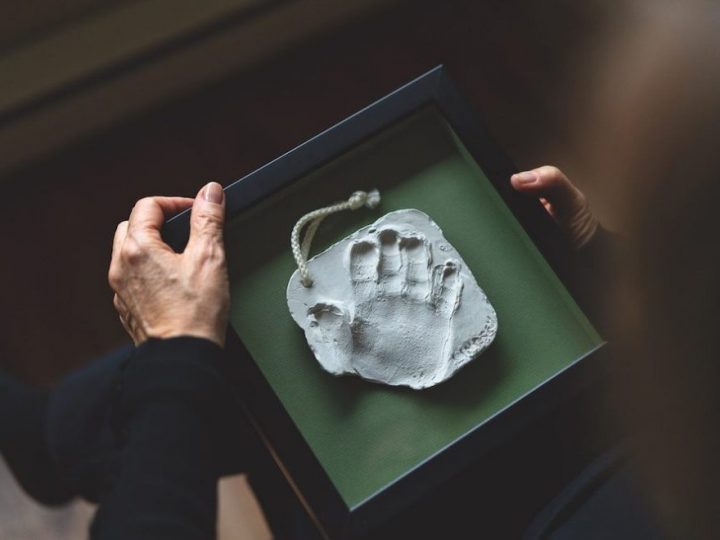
xmin=591 ymin=3 xmax=720 ymax=535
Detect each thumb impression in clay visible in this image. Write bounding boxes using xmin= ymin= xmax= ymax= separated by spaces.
xmin=287 ymin=209 xmax=497 ymax=390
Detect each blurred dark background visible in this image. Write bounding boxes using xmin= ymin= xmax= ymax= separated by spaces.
xmin=0 ymin=0 xmax=625 ymax=386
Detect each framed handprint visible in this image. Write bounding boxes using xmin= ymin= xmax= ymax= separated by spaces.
xmin=163 ymin=66 xmax=606 ymax=539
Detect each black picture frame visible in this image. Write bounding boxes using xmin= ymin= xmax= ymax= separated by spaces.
xmin=162 ymin=66 xmax=607 ymax=539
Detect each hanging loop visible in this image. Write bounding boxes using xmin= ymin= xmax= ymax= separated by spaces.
xmin=291 ymin=190 xmax=381 ymax=287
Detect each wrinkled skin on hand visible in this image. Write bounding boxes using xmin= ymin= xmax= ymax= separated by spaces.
xmin=511 ymin=165 xmax=599 ymax=250
xmin=108 ymin=182 xmax=230 ymax=347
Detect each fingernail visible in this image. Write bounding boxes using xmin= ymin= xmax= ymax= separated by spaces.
xmin=512 ymin=171 xmax=538 ymax=184
xmin=203 ymin=182 xmax=224 ymax=204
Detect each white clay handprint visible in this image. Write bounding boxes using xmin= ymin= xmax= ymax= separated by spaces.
xmin=287 ymin=209 xmax=497 ymax=389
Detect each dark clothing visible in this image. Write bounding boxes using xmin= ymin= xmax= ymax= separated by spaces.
xmin=2 ymin=335 xmax=314 ymax=539
xmin=87 ymin=338 xmax=233 ymax=539
xmin=45 ymin=343 xmax=133 ymax=503
xmin=561 ymin=226 xmax=616 ymax=336
xmin=523 ymin=445 xmax=666 ymax=540
xmin=0 ymin=372 xmax=76 ymax=504
xmin=2 ymin=338 xmax=236 ymax=539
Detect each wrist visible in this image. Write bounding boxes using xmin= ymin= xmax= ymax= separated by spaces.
xmin=567 ymin=201 xmax=600 ymax=250
xmin=112 ymin=336 xmax=233 ymax=425
xmin=143 ymin=323 xmax=226 ymax=348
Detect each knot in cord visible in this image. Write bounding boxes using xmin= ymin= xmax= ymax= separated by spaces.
xmin=291 ymin=189 xmax=381 ymax=287
xmin=348 ymin=190 xmax=380 ymax=210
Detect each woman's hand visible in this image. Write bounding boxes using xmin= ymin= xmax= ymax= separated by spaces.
xmin=108 ymin=182 xmax=230 ymax=347
xmin=511 ymin=166 xmax=599 ymax=249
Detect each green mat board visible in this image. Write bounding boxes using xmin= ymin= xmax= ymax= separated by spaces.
xmin=226 ymin=106 xmax=602 ymax=508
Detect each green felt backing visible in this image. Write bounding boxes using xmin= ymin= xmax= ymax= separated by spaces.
xmin=225 ymin=107 xmax=602 ymax=508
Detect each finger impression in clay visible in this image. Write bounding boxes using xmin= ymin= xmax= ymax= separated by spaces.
xmin=286 ymin=209 xmax=497 ymax=389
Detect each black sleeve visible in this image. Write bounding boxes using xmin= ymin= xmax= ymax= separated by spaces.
xmin=567 ymin=227 xmax=619 ymax=335
xmin=90 ymin=337 xmax=233 ymax=540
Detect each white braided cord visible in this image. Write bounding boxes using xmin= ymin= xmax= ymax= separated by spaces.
xmin=291 ymin=190 xmax=380 ymax=287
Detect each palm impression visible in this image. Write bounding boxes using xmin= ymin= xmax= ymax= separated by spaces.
xmin=286 ymin=209 xmax=497 ymax=389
